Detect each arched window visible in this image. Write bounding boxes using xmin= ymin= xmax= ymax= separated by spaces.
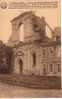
xmin=32 ymin=53 xmax=36 ymax=66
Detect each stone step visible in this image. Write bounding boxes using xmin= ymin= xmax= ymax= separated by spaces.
xmin=0 ymin=74 xmax=61 ymax=89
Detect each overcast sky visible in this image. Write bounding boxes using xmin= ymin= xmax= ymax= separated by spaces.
xmin=0 ymin=0 xmax=60 ymax=43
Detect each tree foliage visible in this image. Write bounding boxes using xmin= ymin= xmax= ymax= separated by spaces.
xmin=0 ymin=41 xmax=13 ymax=74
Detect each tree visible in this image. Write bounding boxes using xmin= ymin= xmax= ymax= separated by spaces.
xmin=0 ymin=41 xmax=13 ymax=74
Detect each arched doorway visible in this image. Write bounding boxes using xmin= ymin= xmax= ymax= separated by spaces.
xmin=19 ymin=59 xmax=23 ymax=73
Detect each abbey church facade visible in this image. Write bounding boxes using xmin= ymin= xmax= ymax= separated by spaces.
xmin=8 ymin=11 xmax=61 ymax=76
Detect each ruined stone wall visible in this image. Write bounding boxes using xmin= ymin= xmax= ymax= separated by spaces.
xmin=13 ymin=42 xmax=61 ymax=76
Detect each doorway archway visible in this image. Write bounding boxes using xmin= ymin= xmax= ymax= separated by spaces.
xmin=19 ymin=59 xmax=23 ymax=73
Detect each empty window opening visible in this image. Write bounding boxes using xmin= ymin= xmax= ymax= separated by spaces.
xmin=50 ymin=64 xmax=53 ymax=72
xmin=19 ymin=24 xmax=24 ymax=41
xmin=43 ymin=64 xmax=47 ymax=75
xmin=32 ymin=53 xmax=36 ymax=66
xmin=58 ymin=64 xmax=60 ymax=72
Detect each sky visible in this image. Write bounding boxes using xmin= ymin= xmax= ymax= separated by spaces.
xmin=0 ymin=0 xmax=60 ymax=43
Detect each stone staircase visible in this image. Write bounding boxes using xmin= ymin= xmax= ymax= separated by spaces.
xmin=0 ymin=74 xmax=61 ymax=89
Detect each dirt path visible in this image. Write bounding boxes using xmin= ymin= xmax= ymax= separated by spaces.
xmin=0 ymin=82 xmax=61 ymax=98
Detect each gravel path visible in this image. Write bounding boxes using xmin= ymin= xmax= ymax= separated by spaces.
xmin=0 ymin=82 xmax=62 ymax=98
